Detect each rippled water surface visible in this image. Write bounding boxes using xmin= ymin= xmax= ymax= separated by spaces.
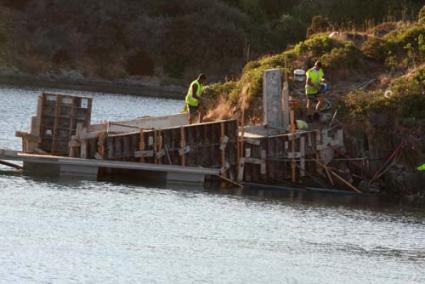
xmin=0 ymin=86 xmax=424 ymax=283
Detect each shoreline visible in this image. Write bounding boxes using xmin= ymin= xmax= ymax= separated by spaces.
xmin=0 ymin=74 xmax=184 ymax=99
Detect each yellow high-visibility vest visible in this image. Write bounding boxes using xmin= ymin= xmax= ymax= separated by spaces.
xmin=296 ymin=120 xmax=309 ymax=130
xmin=417 ymin=163 xmax=425 ymax=171
xmin=185 ymin=80 xmax=203 ymax=107
xmin=305 ymin=68 xmax=324 ymax=95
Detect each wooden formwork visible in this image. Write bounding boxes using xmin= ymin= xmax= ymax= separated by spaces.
xmin=17 ymin=93 xmax=92 ymax=155
xmin=39 ymin=93 xmax=92 ymax=155
xmin=240 ymin=130 xmax=318 ymax=184
xmin=71 ymin=120 xmax=239 ymax=180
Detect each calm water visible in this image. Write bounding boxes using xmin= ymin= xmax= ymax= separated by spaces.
xmin=0 ymin=86 xmax=424 ymax=284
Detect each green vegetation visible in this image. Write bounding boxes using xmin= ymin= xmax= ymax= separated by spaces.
xmin=344 ymin=66 xmax=425 ymax=120
xmin=206 ymin=33 xmax=368 ymax=119
xmin=203 ymin=4 xmax=425 ymax=123
xmin=0 ymin=0 xmax=422 ymax=82
xmin=419 ymin=5 xmax=425 ymax=24
xmin=361 ymin=21 xmax=425 ymax=66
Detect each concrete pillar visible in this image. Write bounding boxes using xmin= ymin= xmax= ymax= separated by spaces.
xmin=263 ymin=69 xmax=289 ymax=130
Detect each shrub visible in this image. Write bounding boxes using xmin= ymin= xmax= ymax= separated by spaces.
xmin=372 ymin=22 xmax=398 ymax=37
xmin=361 ymin=37 xmax=386 ymax=61
xmin=418 ymin=5 xmax=425 ymax=24
xmin=205 ymin=80 xmax=240 ymax=105
xmin=344 ymin=66 xmax=425 ymax=120
xmin=384 ymin=24 xmax=425 ymax=54
xmin=294 ymin=33 xmax=342 ymax=57
xmin=307 ymin=15 xmax=331 ymax=37
xmin=321 ymin=42 xmax=364 ymax=71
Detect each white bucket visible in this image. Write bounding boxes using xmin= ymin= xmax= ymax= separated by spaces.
xmin=293 ymin=69 xmax=306 ymax=82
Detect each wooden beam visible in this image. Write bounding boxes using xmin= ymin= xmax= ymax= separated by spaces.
xmin=139 ymin=129 xmax=145 ymax=163
xmin=51 ymin=95 xmax=62 ymax=153
xmin=217 ymin=175 xmax=243 ymax=189
xmin=300 ymin=136 xmax=306 ymax=177
xmin=220 ymin=122 xmax=227 ymax=177
xmin=134 ymin=150 xmax=154 ymax=158
xmin=290 ymin=110 xmax=296 ymax=183
xmin=0 ymin=160 xmax=23 ymax=170
xmin=180 ymin=126 xmax=186 ymax=166
xmin=315 ymin=159 xmax=362 ymax=193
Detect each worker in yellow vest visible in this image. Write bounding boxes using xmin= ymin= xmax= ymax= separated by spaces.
xmin=417 ymin=163 xmax=425 ymax=171
xmin=305 ymin=61 xmax=329 ymax=121
xmin=185 ymin=73 xmax=206 ymax=124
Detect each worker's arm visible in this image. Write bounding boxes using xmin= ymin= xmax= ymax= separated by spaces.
xmin=192 ymin=84 xmax=200 ymax=100
xmin=307 ymin=77 xmax=315 ymax=87
xmin=307 ymin=77 xmax=320 ymax=90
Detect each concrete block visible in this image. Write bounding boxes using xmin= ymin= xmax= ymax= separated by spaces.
xmin=263 ymin=69 xmax=288 ymax=130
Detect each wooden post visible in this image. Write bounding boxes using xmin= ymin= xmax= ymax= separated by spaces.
xmin=157 ymin=130 xmax=163 ymax=165
xmin=236 ymin=119 xmax=241 ymax=181
xmin=315 ymin=129 xmax=321 ymax=172
xmin=290 ymin=110 xmax=296 ymax=183
xmin=51 ymin=96 xmax=62 ymax=153
xmin=96 ymin=132 xmax=106 ymax=160
xmin=154 ymin=130 xmax=158 ymax=164
xmin=282 ymin=57 xmax=290 ymax=130
xmin=300 ymin=136 xmax=306 ymax=177
xmin=139 ymin=129 xmax=145 ymax=163
xmin=180 ymin=126 xmax=186 ymax=166
xmin=237 ymin=92 xmax=247 ymax=182
xmin=81 ymin=140 xmax=88 ymax=159
xmin=220 ymin=122 xmax=227 ymax=177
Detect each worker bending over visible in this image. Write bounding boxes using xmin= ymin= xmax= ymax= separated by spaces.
xmin=185 ymin=73 xmax=206 ymax=124
xmin=305 ymin=61 xmax=329 ymax=121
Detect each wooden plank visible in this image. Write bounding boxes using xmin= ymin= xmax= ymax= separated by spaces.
xmin=157 ymin=131 xmax=163 ymax=164
xmin=217 ymin=175 xmax=243 ymax=188
xmin=139 ymin=129 xmax=145 ymax=163
xmin=260 ymin=149 xmax=267 ymax=175
xmin=315 ymin=129 xmax=321 ymax=172
xmin=154 ymin=130 xmax=158 ymax=164
xmin=220 ymin=122 xmax=226 ymax=177
xmin=0 ymin=160 xmax=23 ymax=170
xmin=237 ymin=158 xmax=245 ymax=182
xmin=314 ymin=159 xmax=362 ymax=193
xmin=80 ymin=140 xmax=87 ymax=159
xmin=96 ymin=132 xmax=106 ymax=160
xmin=69 ymin=96 xmax=76 ymax=141
xmin=243 ymin=157 xmax=263 ymax=165
xmin=107 ymin=137 xmax=114 ymax=160
xmin=300 ymin=136 xmax=306 ymax=177
xmin=134 ymin=150 xmax=154 ymax=158
xmin=282 ymin=71 xmax=290 ymax=130
xmin=123 ymin=134 xmax=131 ymax=159
xmin=180 ymin=126 xmax=186 ymax=166
xmin=51 ymin=95 xmax=62 ymax=153
xmin=290 ymin=110 xmax=296 ymax=182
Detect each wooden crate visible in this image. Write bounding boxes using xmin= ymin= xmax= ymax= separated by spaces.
xmin=38 ymin=93 xmax=92 ymax=155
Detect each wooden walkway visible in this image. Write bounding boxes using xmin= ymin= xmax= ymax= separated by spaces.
xmin=0 ymin=149 xmax=220 ymax=183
